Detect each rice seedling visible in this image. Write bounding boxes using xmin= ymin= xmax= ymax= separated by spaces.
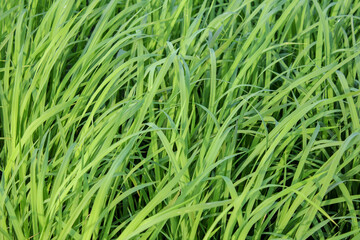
xmin=0 ymin=0 xmax=360 ymax=239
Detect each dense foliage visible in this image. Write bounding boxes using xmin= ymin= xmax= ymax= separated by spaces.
xmin=1 ymin=0 xmax=360 ymax=239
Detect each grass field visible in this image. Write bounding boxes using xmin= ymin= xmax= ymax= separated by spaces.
xmin=1 ymin=0 xmax=360 ymax=239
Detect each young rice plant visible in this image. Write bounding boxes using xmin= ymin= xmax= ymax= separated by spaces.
xmin=0 ymin=0 xmax=360 ymax=239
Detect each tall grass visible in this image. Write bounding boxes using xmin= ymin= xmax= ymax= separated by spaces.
xmin=0 ymin=0 xmax=360 ymax=239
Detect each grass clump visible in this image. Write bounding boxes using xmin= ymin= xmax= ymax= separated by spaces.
xmin=1 ymin=0 xmax=360 ymax=239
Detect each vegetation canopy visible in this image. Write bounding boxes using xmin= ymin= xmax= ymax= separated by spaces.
xmin=0 ymin=0 xmax=360 ymax=239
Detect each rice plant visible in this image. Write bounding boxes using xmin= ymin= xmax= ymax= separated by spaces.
xmin=0 ymin=0 xmax=360 ymax=239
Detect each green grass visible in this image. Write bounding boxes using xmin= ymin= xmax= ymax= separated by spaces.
xmin=0 ymin=0 xmax=360 ymax=239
